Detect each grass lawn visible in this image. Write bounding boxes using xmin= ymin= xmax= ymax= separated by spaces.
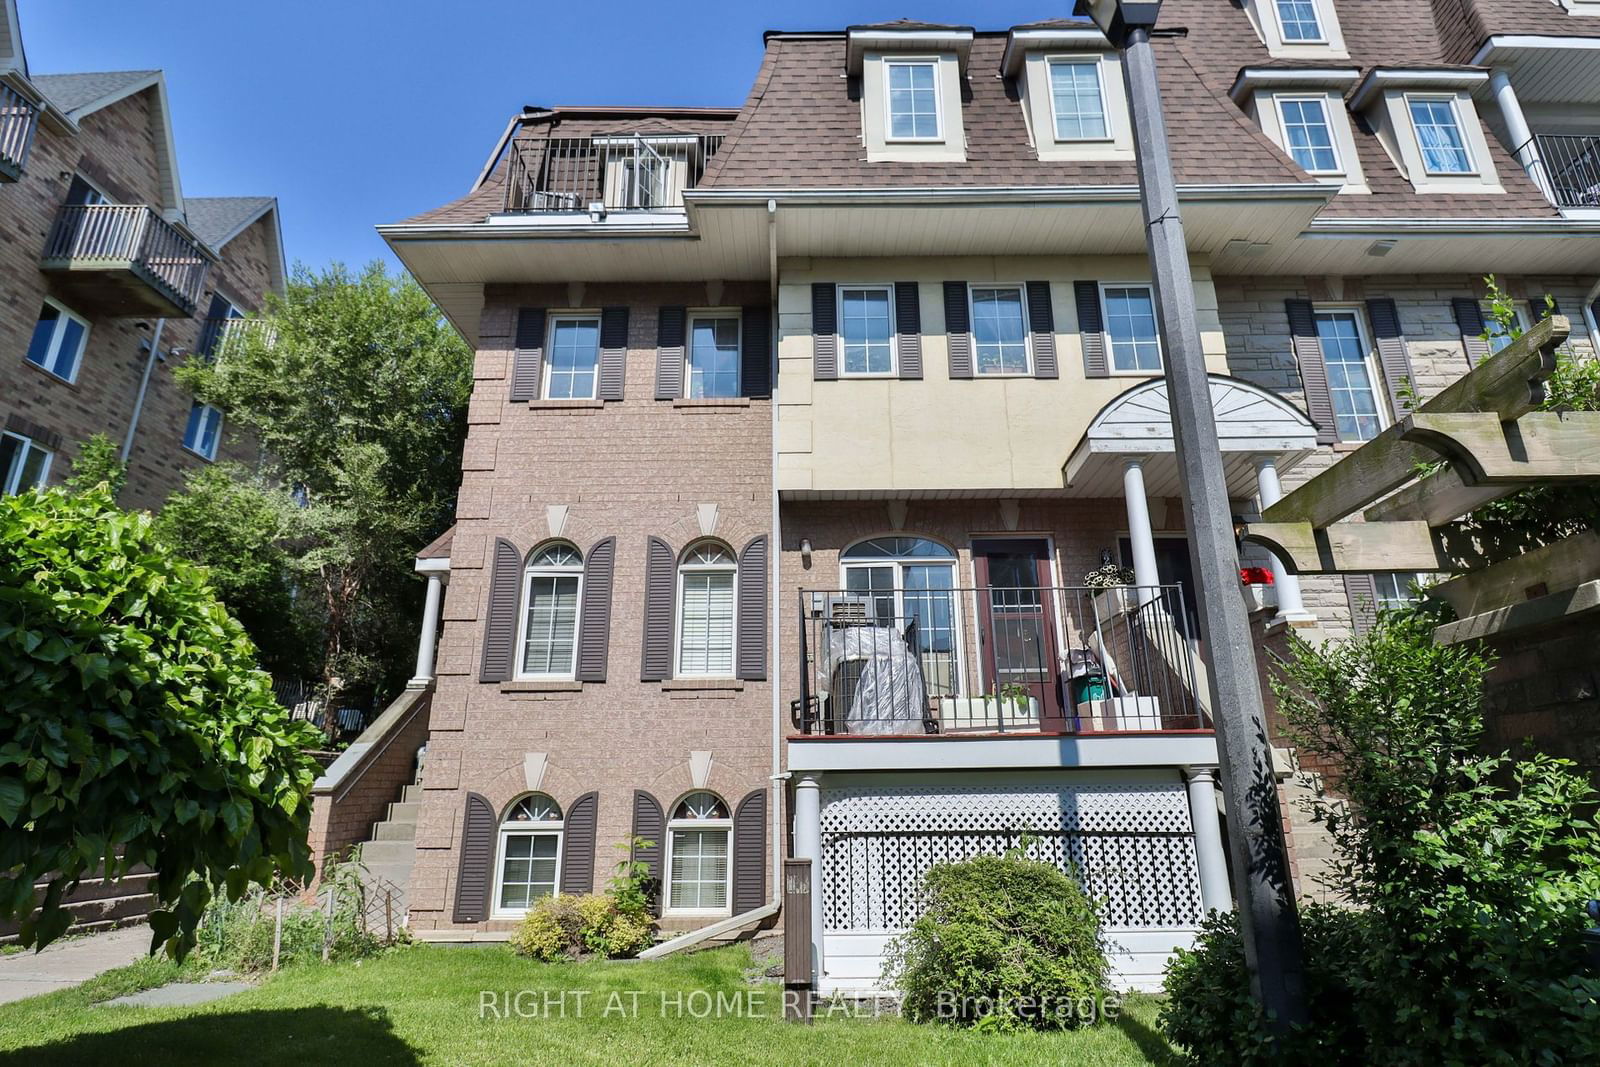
xmin=0 ymin=943 xmax=1180 ymax=1065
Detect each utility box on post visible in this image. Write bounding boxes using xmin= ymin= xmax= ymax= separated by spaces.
xmin=783 ymin=858 xmax=813 ymax=1023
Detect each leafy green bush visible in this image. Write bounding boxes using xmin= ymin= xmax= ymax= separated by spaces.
xmin=510 ymin=892 xmax=653 ymax=962
xmin=884 ymin=852 xmax=1112 ymax=1032
xmin=63 ymin=433 xmax=127 ymax=499
xmin=0 ymin=487 xmax=324 ymax=956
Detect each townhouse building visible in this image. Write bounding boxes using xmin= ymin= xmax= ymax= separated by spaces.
xmin=375 ymin=0 xmax=1600 ymax=993
xmin=1 ymin=0 xmax=284 ymax=512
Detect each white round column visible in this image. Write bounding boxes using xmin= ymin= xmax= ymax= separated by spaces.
xmin=791 ymin=773 xmax=825 ymax=986
xmin=1122 ymin=458 xmax=1162 ymax=607
xmin=408 ymin=571 xmax=446 ymax=688
xmin=1255 ymin=459 xmax=1314 ymax=625
xmin=1185 ymin=767 xmax=1233 ymax=914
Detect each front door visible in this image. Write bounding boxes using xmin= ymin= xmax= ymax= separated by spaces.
xmin=972 ymin=539 xmax=1065 ymax=731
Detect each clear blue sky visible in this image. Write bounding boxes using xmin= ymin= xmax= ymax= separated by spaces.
xmin=21 ymin=1 xmax=1059 ymax=275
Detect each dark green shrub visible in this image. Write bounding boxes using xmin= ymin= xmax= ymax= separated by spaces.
xmin=509 ymin=892 xmax=652 ymax=961
xmin=884 ymin=852 xmax=1112 ymax=1032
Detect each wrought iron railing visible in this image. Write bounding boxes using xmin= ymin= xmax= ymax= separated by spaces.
xmin=504 ymin=134 xmax=725 ymax=213
xmin=792 ymin=585 xmax=1207 ymax=737
xmin=1533 ymin=134 xmax=1600 ymax=209
xmin=42 ymin=203 xmax=210 ymax=313
xmin=0 ymin=82 xmax=39 ymax=178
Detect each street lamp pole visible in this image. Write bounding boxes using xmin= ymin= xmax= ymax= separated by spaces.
xmin=1075 ymin=0 xmax=1308 ymax=1032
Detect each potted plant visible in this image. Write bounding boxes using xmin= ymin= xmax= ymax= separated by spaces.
xmin=1084 ymin=561 xmax=1137 ymax=620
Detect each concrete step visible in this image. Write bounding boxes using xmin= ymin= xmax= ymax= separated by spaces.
xmin=400 ymin=784 xmax=423 ymax=804
xmin=385 ymin=801 xmax=419 ymax=823
xmin=372 ymin=821 xmax=416 ymax=842
xmin=361 ymin=859 xmax=414 ymax=884
xmin=356 ymin=840 xmax=415 ymax=866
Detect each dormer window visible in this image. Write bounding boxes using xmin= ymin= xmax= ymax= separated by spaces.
xmin=886 ymin=60 xmax=941 ymax=140
xmin=847 ymin=22 xmax=972 ymax=163
xmin=1407 ymin=97 xmax=1474 ymax=175
xmin=1349 ymin=69 xmax=1501 ymax=194
xmin=1278 ymin=97 xmax=1339 ymax=173
xmin=1274 ymin=0 xmax=1325 ymax=42
xmin=1002 ymin=25 xmax=1132 ymax=162
xmin=1230 ymin=68 xmax=1366 ymax=192
xmin=1239 ymin=0 xmax=1348 ymax=59
xmin=1048 ymin=58 xmax=1109 ymax=141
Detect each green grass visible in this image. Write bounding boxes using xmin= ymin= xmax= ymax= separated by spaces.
xmin=0 ymin=944 xmax=1179 ymax=1065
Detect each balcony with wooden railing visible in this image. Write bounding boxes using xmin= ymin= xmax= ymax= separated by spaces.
xmin=503 ymin=134 xmax=725 ymax=214
xmin=0 ymin=81 xmax=39 ymax=182
xmin=197 ymin=316 xmax=276 ymax=361
xmin=41 ymin=203 xmax=211 ymax=317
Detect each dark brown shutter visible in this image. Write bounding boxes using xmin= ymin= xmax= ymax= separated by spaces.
xmin=510 ymin=308 xmax=546 ymax=402
xmin=479 ymin=537 xmax=522 ymax=683
xmin=1026 ymin=281 xmax=1059 ymax=379
xmin=1452 ymin=297 xmax=1490 ymax=370
xmin=1287 ymin=299 xmax=1337 ymax=446
xmin=741 ymin=305 xmax=772 ymax=398
xmin=1366 ymin=298 xmax=1415 ymax=418
xmin=732 ymin=789 xmax=767 ymax=914
xmin=811 ymin=283 xmax=838 ymax=380
xmin=1344 ymin=574 xmax=1379 ymax=636
xmin=894 ymin=282 xmax=923 ymax=380
xmin=1075 ymin=281 xmax=1108 ymax=378
xmin=630 ymin=790 xmax=666 ymax=915
xmin=640 ymin=536 xmax=675 ymax=681
xmin=559 ymin=791 xmax=598 ymax=895
xmin=598 ymin=306 xmax=628 ymax=401
xmin=655 ymin=306 xmax=686 ymax=400
xmin=452 ymin=792 xmax=496 ymax=922
xmin=737 ymin=535 xmax=768 ymax=681
xmin=944 ymin=281 xmax=972 ymax=379
xmin=575 ymin=536 xmax=615 ymax=683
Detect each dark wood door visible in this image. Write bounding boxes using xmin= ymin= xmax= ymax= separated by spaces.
xmin=973 ymin=539 xmax=1065 ymax=731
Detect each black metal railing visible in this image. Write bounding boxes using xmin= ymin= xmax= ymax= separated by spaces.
xmin=0 ymin=82 xmax=39 ymax=180
xmin=1533 ymin=134 xmax=1600 ymax=209
xmin=792 ymin=586 xmax=1207 ymax=737
xmin=271 ymin=677 xmax=375 ymax=745
xmin=503 ymin=134 xmax=725 ymax=213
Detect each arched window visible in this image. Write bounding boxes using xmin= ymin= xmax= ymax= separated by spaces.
xmin=517 ymin=543 xmax=582 ymax=678
xmin=676 ymin=541 xmax=737 ymax=678
xmin=666 ymin=791 xmax=731 ymax=914
xmin=840 ymin=537 xmax=960 ymax=696
xmin=493 ymin=793 xmax=564 ymax=917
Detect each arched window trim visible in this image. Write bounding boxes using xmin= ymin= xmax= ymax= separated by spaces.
xmin=492 ymin=792 xmax=565 ymax=920
xmin=515 ymin=540 xmax=584 ymax=680
xmin=664 ymin=790 xmax=732 ymax=918
xmin=675 ymin=539 xmax=738 ymax=679
xmin=839 ymin=535 xmax=957 ymax=562
xmin=838 ymin=534 xmax=964 ymax=699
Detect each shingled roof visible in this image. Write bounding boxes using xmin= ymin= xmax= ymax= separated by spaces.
xmin=32 ymin=70 xmax=158 ymax=116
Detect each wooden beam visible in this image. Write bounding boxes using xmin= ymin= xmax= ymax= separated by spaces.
xmin=1363 ymin=464 xmax=1511 ymax=525
xmin=1436 ymin=578 xmax=1600 ymax=646
xmin=1430 ymin=530 xmax=1600 ymax=619
xmin=1242 ymin=520 xmax=1450 ymax=574
xmin=1404 ymin=412 xmax=1600 ymax=483
xmin=1419 ymin=314 xmax=1564 ymax=421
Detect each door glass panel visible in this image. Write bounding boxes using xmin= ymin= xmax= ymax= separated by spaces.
xmin=903 ymin=564 xmax=957 ymax=698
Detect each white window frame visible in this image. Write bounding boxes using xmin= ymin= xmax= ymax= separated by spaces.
xmin=25 ymin=297 xmax=91 ymax=384
xmin=1099 ymin=282 xmax=1165 ymax=375
xmin=1405 ymin=94 xmax=1477 ymax=177
xmin=675 ymin=541 xmax=737 ymax=679
xmin=1484 ymin=303 xmax=1531 ymax=355
xmin=543 ymin=314 xmax=602 ymax=400
xmin=491 ymin=795 xmax=565 ymax=920
xmin=1273 ymin=0 xmax=1327 ymax=44
xmin=181 ymin=402 xmax=224 ymax=461
xmin=836 ymin=284 xmax=898 ymax=378
xmin=1045 ymin=55 xmax=1112 ymax=143
xmin=1313 ymin=305 xmax=1389 ymax=443
xmin=1 ymin=431 xmax=53 ymax=494
xmin=1275 ymin=94 xmax=1342 ymax=175
xmin=1372 ymin=572 xmax=1420 ymax=613
xmin=882 ymin=57 xmax=944 ymax=143
xmin=514 ymin=543 xmax=584 ymax=680
xmin=663 ymin=792 xmax=732 ymax=918
xmin=685 ymin=310 xmax=742 ymax=399
xmin=967 ymin=284 xmax=1033 ymax=376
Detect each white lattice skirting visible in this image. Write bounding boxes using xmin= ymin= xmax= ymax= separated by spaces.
xmin=817 ymin=772 xmax=1204 ymax=994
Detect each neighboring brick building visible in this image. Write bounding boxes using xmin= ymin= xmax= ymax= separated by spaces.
xmin=378 ymin=1 xmax=1600 ymax=991
xmin=1 ymin=0 xmax=285 ymax=511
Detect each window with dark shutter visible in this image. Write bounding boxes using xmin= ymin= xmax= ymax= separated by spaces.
xmin=1365 ymin=298 xmax=1415 ymax=417
xmin=811 ymin=283 xmax=838 ymax=380
xmin=741 ymin=305 xmax=772 ymax=398
xmin=1026 ymin=281 xmax=1058 ymax=379
xmin=736 ymin=536 xmax=768 ymax=681
xmin=1286 ymin=299 xmax=1337 ymax=446
xmin=732 ymin=789 xmax=767 ymax=914
xmin=559 ymin=791 xmax=599 ymax=895
xmin=1075 ymin=281 xmax=1108 ymax=378
xmin=1451 ymin=298 xmax=1489 ymax=370
xmin=641 ymin=536 xmax=676 ymax=681
xmin=510 ymin=308 xmax=547 ymax=402
xmin=479 ymin=538 xmax=522 ymax=682
xmin=943 ymin=281 xmax=972 ymax=379
xmin=575 ymin=536 xmax=615 ymax=682
xmin=894 ymin=282 xmax=923 ymax=380
xmin=655 ymin=306 xmax=686 ymax=400
xmin=453 ymin=792 xmax=497 ymax=923
xmin=598 ymin=306 xmax=628 ymax=400
xmin=1344 ymin=574 xmax=1379 ymax=636
xmin=631 ymin=790 xmax=666 ymax=915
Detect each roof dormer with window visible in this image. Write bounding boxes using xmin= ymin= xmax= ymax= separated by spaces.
xmin=847 ymin=21 xmax=972 ymax=163
xmin=1239 ymin=0 xmax=1350 ymax=61
xmin=1002 ymin=23 xmax=1134 ymax=162
xmin=1230 ymin=67 xmax=1368 ymax=193
xmin=1349 ymin=69 xmax=1505 ymax=195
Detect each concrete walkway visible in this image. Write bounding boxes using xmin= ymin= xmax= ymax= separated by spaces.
xmin=0 ymin=926 xmax=150 ymax=1006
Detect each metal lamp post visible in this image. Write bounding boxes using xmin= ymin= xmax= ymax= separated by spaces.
xmin=1075 ymin=0 xmax=1308 ymax=1032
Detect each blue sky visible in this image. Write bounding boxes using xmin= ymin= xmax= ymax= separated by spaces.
xmin=21 ymin=1 xmax=1059 ymax=275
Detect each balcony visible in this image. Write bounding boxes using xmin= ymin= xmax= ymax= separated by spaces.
xmin=41 ymin=203 xmax=210 ymax=318
xmin=792 ymin=585 xmax=1210 ymax=743
xmin=0 ymin=82 xmax=38 ymax=182
xmin=1534 ymin=134 xmax=1600 ymax=211
xmin=503 ymin=134 xmax=725 ymax=215
xmin=197 ymin=316 xmax=275 ymax=361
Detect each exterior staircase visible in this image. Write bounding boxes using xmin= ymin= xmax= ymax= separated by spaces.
xmin=351 ymin=768 xmax=423 ymax=928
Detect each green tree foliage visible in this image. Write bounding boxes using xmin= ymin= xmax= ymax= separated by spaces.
xmin=0 ymin=487 xmax=323 ymax=955
xmin=62 ymin=433 xmax=127 ymax=500
xmin=173 ymin=262 xmax=472 ymax=701
xmin=884 ymin=852 xmax=1113 ymax=1033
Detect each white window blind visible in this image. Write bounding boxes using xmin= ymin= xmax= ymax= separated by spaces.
xmin=669 ymin=828 xmax=729 ymax=910
xmin=679 ymin=569 xmax=735 ymax=676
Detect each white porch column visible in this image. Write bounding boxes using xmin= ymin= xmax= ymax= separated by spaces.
xmin=1255 ymin=459 xmax=1314 ymax=625
xmin=1491 ymin=69 xmax=1552 ymax=202
xmin=1122 ymin=458 xmax=1161 ymax=606
xmin=1185 ymin=767 xmax=1234 ymax=914
xmin=407 ymin=570 xmax=446 ymax=688
xmin=792 ymin=773 xmax=825 ymax=986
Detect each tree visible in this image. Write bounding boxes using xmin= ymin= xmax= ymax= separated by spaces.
xmin=63 ymin=433 xmax=127 ymax=499
xmin=174 ymin=262 xmax=472 ymax=705
xmin=0 ymin=487 xmax=323 ymax=955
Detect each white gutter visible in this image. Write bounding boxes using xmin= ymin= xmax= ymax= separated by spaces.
xmin=684 ymin=182 xmax=1334 ymax=207
xmin=1348 ymin=68 xmax=1490 ymax=111
xmin=1304 ymin=217 xmax=1600 ymax=236
xmin=120 ymin=318 xmax=165 ymax=462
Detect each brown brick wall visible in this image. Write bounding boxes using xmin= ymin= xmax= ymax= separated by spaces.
xmin=308 ymin=689 xmax=434 ymax=869
xmin=1482 ymin=614 xmax=1600 ymax=784
xmin=412 ymin=282 xmax=776 ymax=932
